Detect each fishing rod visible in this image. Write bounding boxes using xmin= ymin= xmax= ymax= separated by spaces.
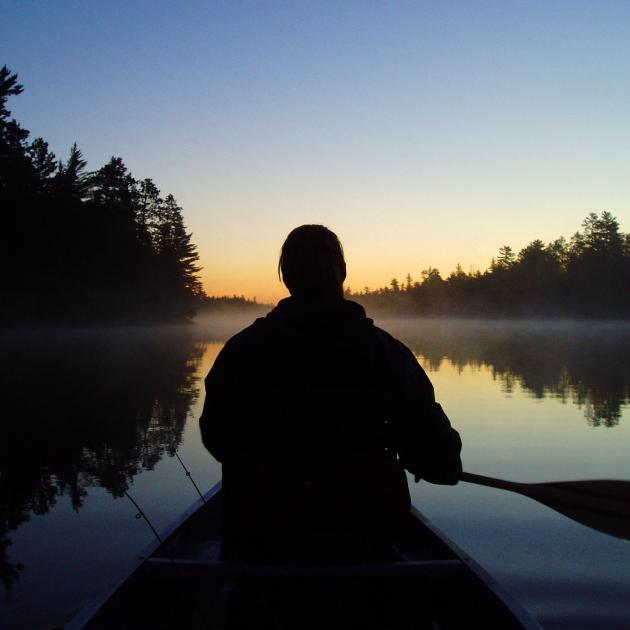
xmin=174 ymin=451 xmax=206 ymax=503
xmin=124 ymin=489 xmax=180 ymax=575
xmin=125 ymin=489 xmax=165 ymax=545
xmin=123 ymin=450 xmax=205 ymax=542
xmin=123 ymin=451 xmax=206 ymax=574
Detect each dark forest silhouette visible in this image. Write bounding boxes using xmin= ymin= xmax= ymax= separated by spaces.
xmin=198 ymin=295 xmax=271 ymax=314
xmin=0 ymin=66 xmax=203 ymax=324
xmin=348 ymin=212 xmax=630 ymax=318
xmin=4 ymin=65 xmax=630 ymax=323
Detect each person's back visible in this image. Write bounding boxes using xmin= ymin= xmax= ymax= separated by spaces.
xmin=199 ymin=225 xmax=462 ymax=562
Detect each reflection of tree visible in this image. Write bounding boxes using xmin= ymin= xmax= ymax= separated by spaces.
xmin=0 ymin=329 xmax=203 ymax=594
xmin=382 ymin=320 xmax=630 ymax=428
xmin=1 ymin=534 xmax=23 ymax=596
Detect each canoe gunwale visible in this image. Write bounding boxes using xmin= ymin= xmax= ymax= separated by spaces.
xmin=411 ymin=506 xmax=543 ymax=630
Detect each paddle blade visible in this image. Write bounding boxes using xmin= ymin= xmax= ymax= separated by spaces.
xmin=528 ymin=479 xmax=630 ymax=541
xmin=461 ymin=473 xmax=630 ymax=542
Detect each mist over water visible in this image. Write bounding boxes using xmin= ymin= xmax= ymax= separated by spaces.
xmin=1 ymin=316 xmax=629 ymax=628
xmin=192 ymin=309 xmax=272 ymax=341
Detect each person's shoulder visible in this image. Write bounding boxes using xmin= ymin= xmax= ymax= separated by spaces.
xmin=218 ymin=316 xmax=270 ymax=353
xmin=369 ymin=322 xmax=413 ymax=356
xmin=341 ymin=300 xmax=411 ymax=354
xmin=366 ymin=323 xmax=427 ymax=381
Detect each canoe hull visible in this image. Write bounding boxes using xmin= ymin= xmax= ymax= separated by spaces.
xmin=70 ymin=482 xmax=542 ymax=629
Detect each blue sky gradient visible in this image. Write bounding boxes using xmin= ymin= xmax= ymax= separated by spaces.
xmin=3 ymin=1 xmax=630 ymax=300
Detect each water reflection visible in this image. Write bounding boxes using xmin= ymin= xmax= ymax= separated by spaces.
xmin=2 ymin=317 xmax=630 ymax=612
xmin=381 ymin=319 xmax=630 ymax=428
xmin=0 ymin=328 xmax=203 ymax=594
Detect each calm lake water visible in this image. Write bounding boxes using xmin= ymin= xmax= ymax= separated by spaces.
xmin=1 ymin=316 xmax=630 ymax=629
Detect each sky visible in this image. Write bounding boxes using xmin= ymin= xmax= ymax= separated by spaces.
xmin=2 ymin=1 xmax=630 ymax=302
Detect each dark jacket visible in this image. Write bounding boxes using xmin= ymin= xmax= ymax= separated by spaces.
xmin=200 ymin=297 xmax=462 ymax=482
xmin=200 ymin=297 xmax=462 ymax=560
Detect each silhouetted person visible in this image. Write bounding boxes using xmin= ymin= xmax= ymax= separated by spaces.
xmin=199 ymin=225 xmax=462 ymax=563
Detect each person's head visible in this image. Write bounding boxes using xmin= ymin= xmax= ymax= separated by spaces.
xmin=279 ymin=225 xmax=346 ymax=300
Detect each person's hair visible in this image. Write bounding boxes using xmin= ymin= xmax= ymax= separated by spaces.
xmin=279 ymin=225 xmax=346 ymax=299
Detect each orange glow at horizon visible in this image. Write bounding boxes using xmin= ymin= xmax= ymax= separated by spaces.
xmin=200 ymin=248 xmax=494 ymax=304
xmin=196 ymin=222 xmax=562 ymax=303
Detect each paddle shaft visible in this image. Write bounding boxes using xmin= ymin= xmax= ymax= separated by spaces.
xmin=461 ymin=472 xmax=525 ymax=492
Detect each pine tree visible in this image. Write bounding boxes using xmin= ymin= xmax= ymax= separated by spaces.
xmin=27 ymin=138 xmax=56 ymax=181
xmin=159 ymin=194 xmax=203 ymax=298
xmin=496 ymin=245 xmax=515 ymax=268
xmin=53 ymin=143 xmax=90 ymax=199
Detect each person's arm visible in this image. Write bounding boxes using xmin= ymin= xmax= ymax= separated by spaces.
xmin=199 ymin=342 xmax=239 ymax=463
xmin=392 ymin=343 xmax=462 ymax=485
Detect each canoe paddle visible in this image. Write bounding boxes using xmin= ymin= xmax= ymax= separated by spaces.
xmin=460 ymin=472 xmax=630 ymax=542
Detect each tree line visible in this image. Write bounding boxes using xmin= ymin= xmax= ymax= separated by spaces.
xmin=198 ymin=294 xmax=271 ymax=313
xmin=348 ymin=212 xmax=630 ymax=318
xmin=0 ymin=66 xmax=203 ymax=324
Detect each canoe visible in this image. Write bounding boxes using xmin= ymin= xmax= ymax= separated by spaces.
xmin=68 ymin=482 xmax=542 ymax=629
